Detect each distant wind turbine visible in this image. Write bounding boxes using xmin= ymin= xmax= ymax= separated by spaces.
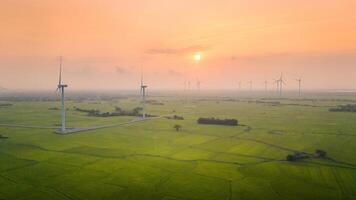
xmin=264 ymin=80 xmax=268 ymax=92
xmin=238 ymin=81 xmax=242 ymax=90
xmin=296 ymin=78 xmax=302 ymax=97
xmin=277 ymin=73 xmax=286 ymax=96
xmin=248 ymin=81 xmax=252 ymax=91
xmin=140 ymin=71 xmax=148 ymax=119
xmin=273 ymin=78 xmax=279 ymax=93
xmin=55 ymin=56 xmax=68 ymax=133
xmin=196 ymin=78 xmax=201 ymax=91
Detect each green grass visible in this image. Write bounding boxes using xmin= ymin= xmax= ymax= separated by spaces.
xmin=1 ymin=94 xmax=356 ymax=200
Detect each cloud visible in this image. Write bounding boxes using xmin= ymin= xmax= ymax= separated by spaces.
xmin=229 ymin=52 xmax=294 ymax=62
xmin=147 ymin=45 xmax=209 ymax=55
xmin=0 ymin=86 xmax=7 ymax=91
xmin=229 ymin=50 xmax=356 ymax=63
xmin=115 ymin=66 xmax=134 ymax=75
xmin=168 ymin=69 xmax=184 ymax=77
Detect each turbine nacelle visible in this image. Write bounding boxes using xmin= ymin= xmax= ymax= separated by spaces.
xmin=139 ymin=71 xmax=148 ymax=119
xmin=58 ymin=84 xmax=68 ymax=88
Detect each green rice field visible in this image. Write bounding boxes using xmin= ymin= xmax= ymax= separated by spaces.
xmin=0 ymin=91 xmax=356 ymax=200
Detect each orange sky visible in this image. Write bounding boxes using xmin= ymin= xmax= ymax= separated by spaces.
xmin=1 ymin=0 xmax=356 ymax=90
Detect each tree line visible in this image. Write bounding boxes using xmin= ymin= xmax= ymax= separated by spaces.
xmin=0 ymin=103 xmax=12 ymax=107
xmin=329 ymin=104 xmax=356 ymax=112
xmin=197 ymin=117 xmax=238 ymax=126
xmin=74 ymin=106 xmax=156 ymax=117
xmin=286 ymin=149 xmax=327 ymax=161
xmin=165 ymin=115 xmax=184 ymax=120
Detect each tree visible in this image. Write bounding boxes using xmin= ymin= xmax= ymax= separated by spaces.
xmin=315 ymin=149 xmax=327 ymax=157
xmin=0 ymin=134 xmax=8 ymax=139
xmin=286 ymin=154 xmax=296 ymax=161
xmin=174 ymin=124 xmax=182 ymax=132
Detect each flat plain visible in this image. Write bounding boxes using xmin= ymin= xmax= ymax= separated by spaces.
xmin=0 ymin=91 xmax=356 ymax=200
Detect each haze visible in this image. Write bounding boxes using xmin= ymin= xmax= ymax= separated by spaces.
xmin=1 ymin=0 xmax=356 ymax=90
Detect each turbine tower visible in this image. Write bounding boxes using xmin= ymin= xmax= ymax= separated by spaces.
xmin=296 ymin=78 xmax=302 ymax=97
xmin=56 ymin=56 xmax=68 ymax=133
xmin=140 ymin=72 xmax=148 ymax=119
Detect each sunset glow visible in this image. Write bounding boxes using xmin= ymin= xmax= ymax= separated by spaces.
xmin=0 ymin=0 xmax=356 ymax=90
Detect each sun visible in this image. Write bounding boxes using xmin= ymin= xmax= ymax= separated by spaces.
xmin=194 ymin=53 xmax=202 ymax=61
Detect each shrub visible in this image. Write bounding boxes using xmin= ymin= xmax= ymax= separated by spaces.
xmin=286 ymin=152 xmax=309 ymax=162
xmin=315 ymin=149 xmax=327 ymax=157
xmin=174 ymin=124 xmax=182 ymax=132
xmin=166 ymin=115 xmax=184 ymax=120
xmin=0 ymin=103 xmax=12 ymax=107
xmin=286 ymin=154 xmax=296 ymax=161
xmin=0 ymin=134 xmax=8 ymax=139
xmin=329 ymin=104 xmax=356 ymax=112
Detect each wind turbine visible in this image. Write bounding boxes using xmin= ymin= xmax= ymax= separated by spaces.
xmin=248 ymin=81 xmax=252 ymax=91
xmin=264 ymin=80 xmax=268 ymax=92
xmin=296 ymin=78 xmax=302 ymax=97
xmin=140 ymin=72 xmax=148 ymax=119
xmin=273 ymin=78 xmax=280 ymax=93
xmin=196 ymin=78 xmax=201 ymax=91
xmin=238 ymin=81 xmax=242 ymax=90
xmin=278 ymin=73 xmax=286 ymax=96
xmin=56 ymin=56 xmax=68 ymax=133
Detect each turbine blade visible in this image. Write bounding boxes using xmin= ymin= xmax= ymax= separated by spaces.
xmin=140 ymin=66 xmax=144 ymax=87
xmin=139 ymin=66 xmax=144 ymax=94
xmin=58 ymin=56 xmax=63 ymax=85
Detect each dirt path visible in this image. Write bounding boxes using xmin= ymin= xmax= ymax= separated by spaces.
xmin=0 ymin=123 xmax=57 ymax=129
xmin=0 ymin=115 xmax=165 ymax=134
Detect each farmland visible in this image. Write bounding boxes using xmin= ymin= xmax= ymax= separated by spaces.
xmin=0 ymin=91 xmax=356 ymax=200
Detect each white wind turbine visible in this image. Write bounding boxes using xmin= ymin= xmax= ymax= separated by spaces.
xmin=273 ymin=78 xmax=280 ymax=94
xmin=264 ymin=80 xmax=268 ymax=92
xmin=56 ymin=56 xmax=68 ymax=133
xmin=196 ymin=78 xmax=201 ymax=91
xmin=140 ymin=72 xmax=148 ymax=119
xmin=248 ymin=81 xmax=253 ymax=91
xmin=296 ymin=77 xmax=302 ymax=97
xmin=277 ymin=73 xmax=286 ymax=96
